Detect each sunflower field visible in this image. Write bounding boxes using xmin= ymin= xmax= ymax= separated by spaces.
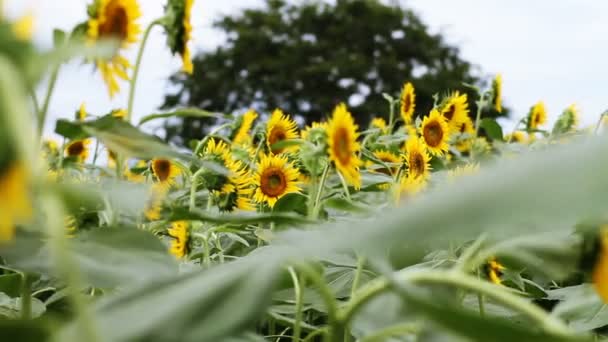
xmin=2 ymin=1 xmax=608 ymax=342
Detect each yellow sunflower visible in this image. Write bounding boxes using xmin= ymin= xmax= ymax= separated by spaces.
xmin=163 ymin=0 xmax=194 ymax=74
xmin=505 ymin=131 xmax=527 ymax=144
xmin=167 ymin=221 xmax=189 ymax=259
xmin=492 ymin=74 xmax=502 ymax=113
xmin=447 ymin=163 xmax=480 ymax=182
xmin=394 ymin=175 xmax=426 ymax=204
xmin=151 ymin=158 xmax=180 ymax=185
xmin=440 ymin=92 xmax=470 ymax=131
xmin=233 ymin=110 xmax=258 ymax=146
xmin=253 ymin=154 xmax=301 ymax=208
xmin=0 ymin=163 xmax=32 ymax=242
xmin=528 ymin=101 xmax=547 ymax=130
xmin=370 ymin=117 xmax=387 ymax=133
xmin=65 ymin=139 xmax=91 ymax=162
xmin=593 ymin=228 xmax=608 ymax=303
xmin=400 ymin=82 xmax=416 ymax=124
xmin=486 ymin=258 xmax=505 ymax=285
xmin=266 ymin=109 xmax=299 ymax=154
xmin=86 ymin=0 xmax=142 ymax=97
xmin=327 ymin=103 xmax=362 ymax=189
xmin=11 ymin=13 xmax=34 ymax=41
xmin=403 ymin=136 xmax=431 ymax=181
xmin=144 ymin=182 xmax=168 ymax=220
xmin=215 ymin=159 xmax=255 ymax=212
xmin=419 ymin=109 xmax=450 ymax=156
xmin=301 ymin=121 xmax=327 ymax=141
xmin=79 ymin=103 xmax=87 ymax=121
xmin=204 ymin=138 xmax=232 ymax=162
xmin=368 ymin=150 xmax=400 ymax=176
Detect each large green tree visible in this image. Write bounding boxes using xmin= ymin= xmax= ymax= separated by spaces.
xmin=162 ymin=0 xmax=496 ymax=144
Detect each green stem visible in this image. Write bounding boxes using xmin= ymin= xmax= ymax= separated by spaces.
xmin=126 ymin=20 xmax=161 ymax=122
xmin=91 ymin=140 xmax=100 ymax=167
xmin=455 ymin=234 xmax=486 ymax=273
xmin=310 ymin=163 xmax=330 ymax=220
xmin=190 ymin=168 xmax=207 ymax=211
xmin=340 ymin=270 xmax=572 ymax=338
xmin=388 ymin=100 xmax=396 ymax=134
xmin=193 ymin=123 xmax=233 ymax=156
xmin=20 ymin=273 xmax=32 ymax=319
xmin=344 ymin=255 xmax=366 ymax=342
xmin=28 ymin=86 xmax=40 ymax=117
xmin=38 ymin=64 xmax=61 ymax=137
xmin=477 ymin=269 xmax=485 ymax=317
xmin=337 ymin=171 xmax=352 ymax=202
xmin=595 ymin=111 xmax=608 ymax=135
xmin=202 ymin=235 xmax=211 ymax=268
xmin=302 ymin=328 xmax=328 ymax=342
xmin=288 ymin=267 xmax=303 ymax=342
xmin=506 ymin=117 xmax=526 ymax=143
xmin=474 ymin=93 xmax=486 ymax=137
xmin=297 ymin=264 xmax=340 ymax=342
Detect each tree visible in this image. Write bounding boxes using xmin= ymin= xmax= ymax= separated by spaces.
xmin=162 ymin=0 xmax=498 ymax=144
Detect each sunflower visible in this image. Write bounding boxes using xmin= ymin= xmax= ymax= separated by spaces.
xmin=301 ymin=121 xmax=327 ymax=142
xmin=553 ymin=104 xmax=579 ymax=134
xmin=505 ymin=131 xmax=527 ymax=144
xmin=440 ymin=92 xmax=470 ymax=131
xmin=327 ymin=103 xmax=362 ymax=189
xmin=215 ymin=160 xmax=255 ymax=212
xmin=400 ymin=82 xmax=416 ymax=124
xmin=491 ymin=74 xmax=502 ymax=113
xmin=403 ymin=136 xmax=431 ymax=181
xmin=151 ymin=158 xmax=180 ymax=185
xmin=370 ymin=117 xmax=387 ymax=133
xmin=485 ymin=258 xmax=505 ymax=285
xmin=0 ymin=163 xmax=32 ymax=242
xmin=125 ymin=160 xmax=147 ymax=183
xmin=65 ymin=139 xmax=91 ymax=162
xmin=232 ymin=110 xmax=258 ymax=146
xmin=253 ymin=154 xmax=300 ymax=208
xmin=163 ymin=0 xmax=194 ymax=74
xmin=368 ymin=150 xmax=400 ymax=176
xmin=204 ymin=138 xmax=231 ymax=162
xmin=266 ymin=109 xmax=299 ymax=154
xmin=419 ymin=109 xmax=450 ymax=156
xmin=86 ymin=0 xmax=142 ymax=97
xmin=394 ymin=175 xmax=425 ymax=204
xmin=447 ymin=163 xmax=480 ymax=182
xmin=528 ymin=101 xmax=547 ymax=130
xmin=12 ymin=13 xmax=34 ymax=40
xmin=144 ymin=182 xmax=168 ymax=220
xmin=594 ymin=229 xmax=608 ymax=303
xmin=112 ymin=108 xmax=127 ymax=119
xmin=78 ymin=103 xmax=87 ymax=121
xmin=167 ymin=221 xmax=189 ymax=259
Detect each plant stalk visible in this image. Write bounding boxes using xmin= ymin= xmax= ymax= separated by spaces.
xmin=38 ymin=65 xmax=61 ymax=137
xmin=288 ymin=267 xmax=304 ymax=342
xmin=20 ymin=273 xmax=32 ymax=319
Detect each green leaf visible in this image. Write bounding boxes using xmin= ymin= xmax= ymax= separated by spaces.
xmin=170 ymin=207 xmax=315 ymax=226
xmin=52 ymin=29 xmax=67 ymax=48
xmin=324 ymin=197 xmax=371 ymax=213
xmin=480 ymin=118 xmax=504 ymax=141
xmin=0 ymin=293 xmax=46 ymax=319
xmin=0 ymin=274 xmax=23 ymax=298
xmin=272 ymin=193 xmax=308 ymax=215
xmin=548 ymin=284 xmax=608 ymax=332
xmin=138 ymin=108 xmax=231 ymax=126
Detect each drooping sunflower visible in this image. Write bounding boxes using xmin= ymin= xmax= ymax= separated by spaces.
xmin=485 ymin=258 xmax=505 ymax=285
xmin=327 ymin=103 xmax=362 ymax=189
xmin=370 ymin=117 xmax=387 ymax=133
xmin=301 ymin=121 xmax=327 ymax=142
xmin=491 ymin=74 xmax=502 ymax=113
xmin=163 ymin=0 xmax=194 ymax=74
xmin=151 ymin=158 xmax=180 ymax=185
xmin=253 ymin=154 xmax=301 ymax=208
xmin=144 ymin=182 xmax=168 ymax=220
xmin=400 ymin=82 xmax=416 ymax=124
xmin=440 ymin=92 xmax=470 ymax=131
xmin=86 ymin=0 xmax=142 ymax=97
xmin=232 ymin=110 xmax=258 ymax=146
xmin=419 ymin=109 xmax=450 ymax=156
xmin=403 ymin=136 xmax=431 ymax=181
xmin=456 ymin=116 xmax=475 ymax=137
xmin=167 ymin=221 xmax=190 ymax=259
xmin=266 ymin=109 xmax=299 ymax=154
xmin=0 ymin=163 xmax=32 ymax=242
xmin=215 ymin=159 xmax=255 ymax=212
xmin=553 ymin=104 xmax=579 ymax=134
xmin=368 ymin=150 xmax=400 ymax=176
xmin=65 ymin=139 xmax=91 ymax=162
xmin=528 ymin=101 xmax=547 ymax=130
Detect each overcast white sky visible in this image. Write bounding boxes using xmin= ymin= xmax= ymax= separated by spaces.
xmin=5 ymin=0 xmax=608 ymax=135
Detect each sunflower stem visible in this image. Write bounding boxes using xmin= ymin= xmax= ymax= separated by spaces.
xmin=193 ymin=123 xmax=233 ymax=156
xmin=310 ymin=163 xmax=330 ymax=219
xmin=20 ymin=273 xmax=32 ymax=319
xmin=388 ymin=99 xmax=396 ymax=134
xmin=474 ymin=92 xmax=486 ymax=137
xmin=126 ymin=20 xmax=161 ymax=123
xmin=189 ymin=168 xmax=207 ymax=211
xmin=38 ymin=64 xmax=61 ymax=137
xmin=337 ymin=171 xmax=352 ymax=202
xmin=344 ymin=255 xmax=366 ymax=342
xmin=288 ymin=267 xmax=304 ymax=342
xmin=595 ymin=110 xmax=608 ymax=135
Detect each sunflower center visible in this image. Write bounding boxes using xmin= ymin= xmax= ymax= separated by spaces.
xmin=404 ymin=94 xmax=412 ymax=113
xmin=67 ymin=141 xmax=85 ymax=157
xmin=443 ymin=104 xmax=456 ymax=121
xmin=99 ymin=1 xmax=129 ymax=41
xmin=268 ymin=128 xmax=287 ymax=153
xmin=459 ymin=123 xmax=467 ymax=133
xmin=534 ymin=113 xmax=541 ymax=125
xmin=333 ymin=127 xmax=352 ymax=165
xmin=260 ymin=167 xmax=287 ymax=197
xmin=423 ymin=121 xmax=443 ymax=147
xmin=410 ymin=152 xmax=425 ymax=178
xmin=154 ymin=160 xmax=171 ymax=181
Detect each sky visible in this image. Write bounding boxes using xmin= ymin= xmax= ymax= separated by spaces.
xmin=5 ymin=0 xmax=608 ymax=136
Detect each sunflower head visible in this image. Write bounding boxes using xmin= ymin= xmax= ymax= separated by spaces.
xmin=163 ymin=0 xmax=194 ymax=74
xmin=505 ymin=131 xmax=527 ymax=144
xmin=553 ymin=104 xmax=579 ymax=134
xmin=167 ymin=220 xmax=190 ymax=259
xmin=403 ymin=136 xmax=431 ymax=181
xmin=301 ymin=121 xmax=327 ymax=143
xmin=394 ymin=174 xmax=426 ymax=204
xmin=86 ymin=0 xmax=142 ymax=97
xmin=400 ymin=82 xmax=416 ymax=124
xmin=266 ymin=109 xmax=299 ymax=154
xmin=327 ymin=103 xmax=362 ymax=189
xmin=232 ymin=109 xmax=258 ymax=146
xmin=198 ymin=138 xmax=234 ymax=191
xmin=253 ymin=154 xmax=301 ymax=208
xmin=491 ymin=74 xmax=502 ymax=113
xmin=144 ymin=182 xmax=168 ymax=220
xmin=214 ymin=160 xmax=255 ymax=212
xmin=485 ymin=258 xmax=505 ymax=285
xmin=0 ymin=163 xmax=32 ymax=242
xmin=151 ymin=158 xmax=180 ymax=185
xmin=78 ymin=103 xmax=87 ymax=121
xmin=65 ymin=139 xmax=91 ymax=163
xmin=367 ymin=150 xmax=400 ymax=176
xmin=370 ymin=117 xmax=387 ymax=133
xmin=440 ymin=92 xmax=470 ymax=131
xmin=528 ymin=101 xmax=547 ymax=130
xmin=419 ymin=109 xmax=450 ymax=156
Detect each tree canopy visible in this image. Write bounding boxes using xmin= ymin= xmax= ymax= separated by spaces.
xmin=162 ymin=0 xmax=499 ymax=144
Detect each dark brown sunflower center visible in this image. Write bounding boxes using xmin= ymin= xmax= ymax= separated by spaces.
xmin=67 ymin=142 xmax=85 ymax=157
xmin=403 ymin=94 xmax=412 ymax=113
xmin=99 ymin=1 xmax=129 ymax=41
xmin=268 ymin=128 xmax=287 ymax=154
xmin=260 ymin=167 xmax=287 ymax=197
xmin=333 ymin=127 xmax=352 ymax=165
xmin=377 ymin=156 xmax=397 ymax=175
xmin=423 ymin=121 xmax=443 ymax=147
xmin=410 ymin=152 xmax=424 ymax=178
xmin=534 ymin=112 xmax=541 ymax=125
xmin=154 ymin=160 xmax=171 ymax=181
xmin=443 ymin=104 xmax=456 ymax=121
xmin=459 ymin=123 xmax=467 ymax=133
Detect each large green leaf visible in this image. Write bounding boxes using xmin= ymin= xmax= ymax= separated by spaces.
xmin=138 ymin=108 xmax=231 ymax=126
